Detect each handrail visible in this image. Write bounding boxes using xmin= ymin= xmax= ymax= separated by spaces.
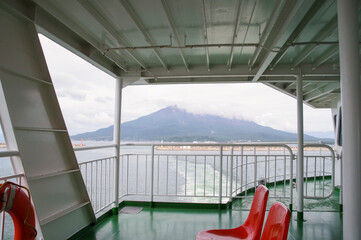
xmin=73 ymin=144 xmax=116 ymax=151
xmin=0 ymin=173 xmax=24 ymax=182
xmin=0 ymin=150 xmax=19 ymax=158
xmin=78 ymin=156 xmax=116 ymax=165
xmin=120 ymin=141 xmax=325 ymax=146
xmin=121 ymin=142 xmax=295 ymax=150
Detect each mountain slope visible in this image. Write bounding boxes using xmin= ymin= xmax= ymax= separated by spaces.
xmin=71 ymin=106 xmax=330 ymax=142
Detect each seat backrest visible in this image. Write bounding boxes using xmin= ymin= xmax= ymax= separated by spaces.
xmin=260 ymin=202 xmax=291 ymax=240
xmin=243 ymin=185 xmax=269 ymax=239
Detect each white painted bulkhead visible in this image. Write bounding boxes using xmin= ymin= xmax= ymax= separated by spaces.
xmin=0 ymin=5 xmax=95 ymax=239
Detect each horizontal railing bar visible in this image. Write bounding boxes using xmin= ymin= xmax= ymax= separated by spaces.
xmin=79 ymin=156 xmax=116 ymax=165
xmin=0 ymin=150 xmax=19 ymax=158
xmin=120 ymin=142 xmax=320 ymax=146
xmin=74 ymin=144 xmax=117 ymax=151
xmin=119 ymin=154 xmax=291 ymax=158
xmin=121 ymin=142 xmax=293 ymax=150
xmin=0 ymin=174 xmax=24 ymax=181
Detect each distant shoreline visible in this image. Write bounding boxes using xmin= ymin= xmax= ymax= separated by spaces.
xmin=156 ymin=145 xmax=332 ymax=151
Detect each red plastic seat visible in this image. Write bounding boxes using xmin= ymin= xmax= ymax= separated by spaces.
xmin=260 ymin=202 xmax=291 ymax=240
xmin=196 ymin=185 xmax=269 ymax=240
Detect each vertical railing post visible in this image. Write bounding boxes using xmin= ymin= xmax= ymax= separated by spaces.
xmin=112 ymin=78 xmax=122 ymax=214
xmin=0 ymin=211 xmax=5 ymax=240
xmin=219 ymin=146 xmax=223 ymax=208
xmin=340 ymin=152 xmax=343 ymax=211
xmin=229 ymin=146 xmax=234 ymax=204
xmin=254 ymin=147 xmax=257 ymax=190
xmin=150 ymin=145 xmax=155 ymax=207
xmin=289 ymin=153 xmax=294 ymax=212
xmin=240 ymin=146 xmax=244 ymax=193
xmin=296 ymin=73 xmax=304 ymax=221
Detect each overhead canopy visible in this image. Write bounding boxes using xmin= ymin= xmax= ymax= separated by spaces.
xmin=3 ymin=0 xmax=359 ymax=108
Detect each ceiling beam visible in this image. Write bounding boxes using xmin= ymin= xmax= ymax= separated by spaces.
xmin=160 ymin=0 xmax=189 ymax=71
xmin=303 ymin=82 xmax=327 ymax=95
xmin=201 ymin=0 xmax=210 ymax=71
xmin=312 ymin=45 xmax=339 ymax=69
xmin=264 ymin=82 xmax=300 ymax=101
xmin=119 ymin=63 xmax=339 ymax=79
xmin=251 ymin=0 xmax=304 ymax=82
xmin=263 ymin=82 xmax=330 ymax=109
xmin=304 ymin=82 xmax=340 ymax=102
xmin=248 ymin=0 xmax=287 ymax=69
xmin=146 ymin=76 xmax=252 ymax=84
xmin=227 ymin=0 xmax=243 ymax=71
xmin=292 ymin=16 xmax=338 ymax=68
xmin=285 ymin=82 xmax=296 ymax=90
xmin=118 ymin=0 xmax=169 ymax=71
xmin=78 ymin=0 xmax=147 ymax=69
xmin=301 ymin=82 xmax=315 ymax=94
xmin=140 ymin=75 xmax=340 ymax=85
xmin=236 ymin=1 xmax=257 ymax=71
xmin=270 ymin=0 xmax=327 ymax=70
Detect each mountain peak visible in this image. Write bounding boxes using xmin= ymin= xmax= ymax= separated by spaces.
xmin=161 ymin=105 xmax=185 ymax=113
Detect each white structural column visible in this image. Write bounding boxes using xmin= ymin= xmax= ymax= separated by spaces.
xmin=337 ymin=0 xmax=361 ymax=239
xmin=112 ymin=78 xmax=123 ymax=213
xmin=296 ymin=74 xmax=304 ymax=221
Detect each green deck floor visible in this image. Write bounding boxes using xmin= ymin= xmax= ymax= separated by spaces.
xmin=75 ymin=178 xmax=342 ymax=239
xmin=75 ymin=206 xmax=342 ymax=240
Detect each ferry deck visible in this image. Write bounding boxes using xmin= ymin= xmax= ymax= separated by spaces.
xmin=0 ymin=0 xmax=360 ymax=239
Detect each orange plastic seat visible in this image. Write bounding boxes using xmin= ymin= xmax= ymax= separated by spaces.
xmin=260 ymin=202 xmax=291 ymax=240
xmin=196 ymin=185 xmax=269 ymax=240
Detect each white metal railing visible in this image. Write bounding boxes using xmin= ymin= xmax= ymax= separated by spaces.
xmin=117 ymin=144 xmax=294 ymax=205
xmin=73 ymin=142 xmax=337 ymax=213
xmin=303 ymin=144 xmax=335 ymax=199
xmin=0 ymin=150 xmax=19 ymax=158
xmin=231 ymin=145 xmax=294 ymax=204
xmin=78 ymin=156 xmax=116 ymax=214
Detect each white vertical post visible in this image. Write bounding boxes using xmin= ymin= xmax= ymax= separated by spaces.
xmin=219 ymin=146 xmax=223 ymax=207
xmin=290 ymin=152 xmax=294 ymax=212
xmin=112 ymin=78 xmax=123 ymax=214
xmin=340 ymin=152 xmax=343 ymax=207
xmin=229 ymin=146 xmax=234 ymax=203
xmin=296 ymin=74 xmax=304 ymax=221
xmin=1 ymin=211 xmax=5 ymax=240
xmin=150 ymin=145 xmax=155 ymax=207
xmin=337 ymin=0 xmax=361 ymax=239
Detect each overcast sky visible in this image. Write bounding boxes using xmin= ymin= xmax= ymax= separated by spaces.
xmin=38 ymin=35 xmax=334 ymax=138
